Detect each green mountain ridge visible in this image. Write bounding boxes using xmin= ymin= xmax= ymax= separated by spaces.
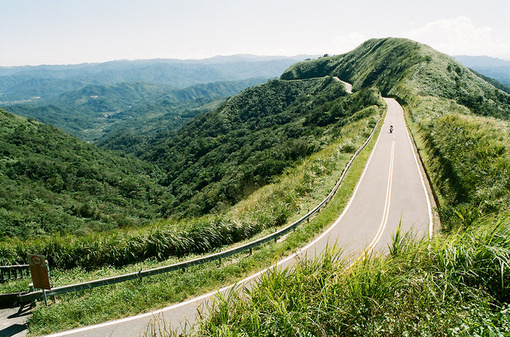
xmin=0 ymin=56 xmax=306 ymax=101
xmin=283 ymin=37 xmax=510 ymax=224
xmin=282 ymin=38 xmax=510 ymax=119
xmin=3 ymin=37 xmax=509 ymax=243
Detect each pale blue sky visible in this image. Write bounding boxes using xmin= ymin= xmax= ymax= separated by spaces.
xmin=1 ymin=0 xmax=509 ymax=66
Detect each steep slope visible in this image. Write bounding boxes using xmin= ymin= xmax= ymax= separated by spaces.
xmin=0 ymin=108 xmax=168 ymax=238
xmin=126 ymin=77 xmax=384 ymax=217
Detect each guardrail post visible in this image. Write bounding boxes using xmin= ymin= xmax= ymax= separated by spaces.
xmin=42 ymin=289 xmax=48 ymax=306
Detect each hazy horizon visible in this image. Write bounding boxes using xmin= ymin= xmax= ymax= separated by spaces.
xmin=2 ymin=0 xmax=509 ymax=67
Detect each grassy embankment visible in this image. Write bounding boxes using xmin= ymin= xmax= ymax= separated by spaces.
xmin=182 ymin=38 xmax=510 ymax=336
xmin=1 ymin=100 xmax=384 ymax=335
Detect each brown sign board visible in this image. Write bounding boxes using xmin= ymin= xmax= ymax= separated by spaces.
xmin=28 ymin=254 xmax=51 ymax=290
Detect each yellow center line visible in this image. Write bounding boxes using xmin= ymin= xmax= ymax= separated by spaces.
xmin=355 ymin=137 xmax=395 ymax=264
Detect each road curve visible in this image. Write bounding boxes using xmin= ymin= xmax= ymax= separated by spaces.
xmin=42 ymin=96 xmax=434 ymax=337
xmin=293 ymin=98 xmax=433 ymax=266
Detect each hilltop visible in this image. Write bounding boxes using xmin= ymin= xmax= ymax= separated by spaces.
xmin=282 ymin=38 xmax=510 ymax=119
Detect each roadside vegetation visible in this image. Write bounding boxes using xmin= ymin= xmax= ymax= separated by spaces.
xmin=185 ymin=217 xmax=510 ymax=336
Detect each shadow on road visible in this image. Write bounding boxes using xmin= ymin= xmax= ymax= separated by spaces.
xmin=0 ymin=323 xmax=27 ymax=337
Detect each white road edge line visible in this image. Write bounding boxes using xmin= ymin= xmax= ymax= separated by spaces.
xmin=400 ymin=102 xmax=434 ymax=237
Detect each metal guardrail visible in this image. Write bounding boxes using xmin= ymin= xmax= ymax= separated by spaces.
xmin=19 ymin=113 xmax=383 ymax=304
xmin=0 ymin=264 xmax=29 ymax=283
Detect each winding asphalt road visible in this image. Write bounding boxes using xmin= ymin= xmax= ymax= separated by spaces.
xmin=4 ymin=88 xmax=434 ymax=337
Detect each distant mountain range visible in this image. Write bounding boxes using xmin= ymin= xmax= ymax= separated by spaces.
xmin=0 ymin=55 xmax=311 ymax=102
xmin=455 ymin=55 xmax=510 ymax=88
xmin=0 ymin=55 xmax=314 ymax=142
xmin=5 ymin=78 xmax=267 ymax=141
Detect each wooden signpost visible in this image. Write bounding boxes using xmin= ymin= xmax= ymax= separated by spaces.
xmin=28 ymin=254 xmax=51 ymax=305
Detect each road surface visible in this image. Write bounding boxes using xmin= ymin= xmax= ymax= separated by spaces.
xmin=3 ymin=96 xmax=434 ymax=337
xmin=297 ymin=98 xmax=433 ymax=262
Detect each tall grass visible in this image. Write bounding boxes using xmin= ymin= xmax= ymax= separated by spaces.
xmin=187 ymin=216 xmax=510 ymax=336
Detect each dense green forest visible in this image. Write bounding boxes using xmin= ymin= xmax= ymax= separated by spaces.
xmin=103 ymin=77 xmax=383 ymax=217
xmin=0 ymin=108 xmax=168 ymax=238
